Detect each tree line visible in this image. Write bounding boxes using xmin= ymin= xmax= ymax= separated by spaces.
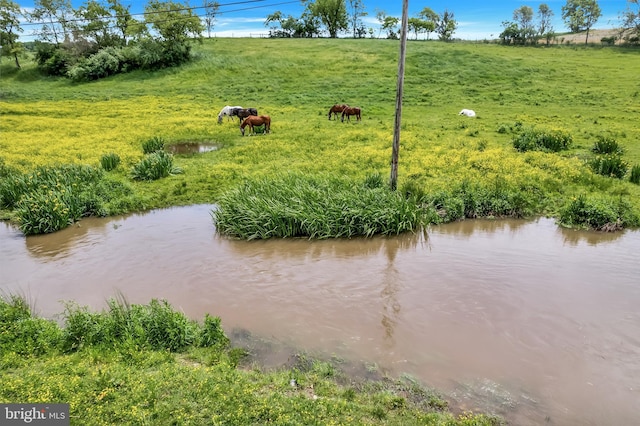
xmin=1 ymin=0 xmax=639 ymax=80
xmin=499 ymin=0 xmax=640 ymax=46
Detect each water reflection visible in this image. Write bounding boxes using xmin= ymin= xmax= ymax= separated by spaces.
xmin=557 ymin=225 xmax=625 ymax=246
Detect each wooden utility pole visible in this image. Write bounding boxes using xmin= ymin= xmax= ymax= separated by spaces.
xmin=390 ymin=0 xmax=409 ymax=191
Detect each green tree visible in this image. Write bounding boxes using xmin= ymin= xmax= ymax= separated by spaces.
xmin=436 ymin=9 xmax=457 ymax=41
xmin=0 ymin=0 xmax=23 ymax=68
xmin=144 ymin=0 xmax=203 ymax=42
xmin=308 ymin=0 xmax=347 ymax=38
xmin=620 ymin=0 xmax=640 ymax=43
xmin=418 ymin=7 xmax=438 ymax=40
xmin=537 ymin=3 xmax=554 ymax=45
xmin=203 ymin=0 xmax=219 ymax=39
xmin=107 ymin=0 xmax=140 ymax=44
xmin=346 ymin=0 xmax=367 ymax=38
xmin=562 ymin=0 xmax=602 ymax=44
xmin=513 ymin=5 xmax=536 ymax=44
xmin=381 ymin=15 xmax=399 ymax=39
xmin=28 ymin=0 xmax=75 ymax=45
xmin=408 ymin=17 xmax=430 ymax=40
xmin=76 ymin=0 xmax=119 ymax=49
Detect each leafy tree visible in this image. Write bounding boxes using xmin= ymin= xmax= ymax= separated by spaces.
xmin=346 ymin=0 xmax=367 ymax=38
xmin=436 ymin=9 xmax=457 ymax=41
xmin=375 ymin=9 xmax=386 ymax=38
xmin=0 ymin=0 xmax=23 ymax=68
xmin=203 ymin=0 xmax=219 ymax=39
xmin=418 ymin=7 xmax=438 ymax=40
xmin=28 ymin=0 xmax=76 ymax=45
xmin=76 ymin=0 xmax=120 ymax=49
xmin=107 ymin=0 xmax=141 ymax=45
xmin=537 ymin=4 xmax=554 ymax=45
xmin=408 ymin=17 xmax=430 ymax=40
xmin=381 ymin=15 xmax=399 ymax=39
xmin=308 ymin=0 xmax=347 ymax=38
xmin=562 ymin=0 xmax=602 ymax=44
xmin=144 ymin=0 xmax=203 ymax=43
xmin=620 ymin=0 xmax=640 ymax=43
xmin=144 ymin=0 xmax=203 ymax=67
xmin=513 ymin=5 xmax=536 ymax=44
xmin=499 ymin=21 xmax=520 ymax=45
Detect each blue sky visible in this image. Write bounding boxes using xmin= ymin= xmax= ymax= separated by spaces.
xmin=17 ymin=0 xmax=626 ymax=40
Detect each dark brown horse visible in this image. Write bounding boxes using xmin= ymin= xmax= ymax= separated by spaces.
xmin=233 ymin=108 xmax=258 ymax=122
xmin=328 ymin=104 xmax=348 ymax=120
xmin=341 ymin=106 xmax=361 ymax=122
xmin=240 ymin=115 xmax=271 ymax=136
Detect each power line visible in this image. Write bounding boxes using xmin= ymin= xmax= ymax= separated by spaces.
xmin=20 ymin=0 xmax=299 ymax=27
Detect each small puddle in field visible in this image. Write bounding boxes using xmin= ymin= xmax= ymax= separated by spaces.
xmin=166 ymin=142 xmax=221 ymax=154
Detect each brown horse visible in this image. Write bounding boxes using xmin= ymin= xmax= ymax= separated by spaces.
xmin=328 ymin=104 xmax=348 ymax=120
xmin=233 ymin=107 xmax=258 ymax=122
xmin=341 ymin=106 xmax=361 ymax=122
xmin=240 ymin=115 xmax=271 ymax=136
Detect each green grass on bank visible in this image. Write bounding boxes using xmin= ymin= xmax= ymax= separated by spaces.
xmin=1 ymin=38 xmax=639 ymax=234
xmin=0 ymin=294 xmax=501 ymax=425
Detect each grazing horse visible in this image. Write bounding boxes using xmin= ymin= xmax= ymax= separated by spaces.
xmin=328 ymin=104 xmax=348 ymax=120
xmin=341 ymin=106 xmax=361 ymax=122
xmin=234 ymin=108 xmax=258 ymax=122
xmin=218 ymin=105 xmax=243 ymax=123
xmin=240 ymin=115 xmax=271 ymax=136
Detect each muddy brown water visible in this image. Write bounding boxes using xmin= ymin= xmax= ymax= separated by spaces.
xmin=1 ymin=204 xmax=639 ymax=426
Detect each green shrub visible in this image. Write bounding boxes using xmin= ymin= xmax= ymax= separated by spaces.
xmin=62 ymin=298 xmax=229 ymax=353
xmin=68 ymin=47 xmax=122 ymax=81
xmin=426 ymin=179 xmax=535 ymax=222
xmin=142 ymin=136 xmax=165 ymax=154
xmin=589 ymin=154 xmax=628 ymax=179
xmin=630 ymin=164 xmax=640 ymax=184
xmin=100 ymin=153 xmax=121 ymax=171
xmin=0 ymin=294 xmax=63 ymax=356
xmin=559 ymin=194 xmax=639 ymax=231
xmin=512 ymin=127 xmax=573 ymax=152
xmin=213 ymin=173 xmax=425 ymax=239
xmin=591 ymin=136 xmax=623 ymax=155
xmin=132 ymin=151 xmax=181 ymax=181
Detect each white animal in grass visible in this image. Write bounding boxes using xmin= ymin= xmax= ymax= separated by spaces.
xmin=217 ymin=105 xmax=243 ymax=123
xmin=459 ymin=109 xmax=476 ymax=117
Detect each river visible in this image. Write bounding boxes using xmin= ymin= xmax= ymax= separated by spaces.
xmin=1 ymin=204 xmax=639 ymax=425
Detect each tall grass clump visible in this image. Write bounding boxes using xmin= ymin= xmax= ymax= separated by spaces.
xmin=512 ymin=127 xmax=573 ymax=152
xmin=559 ymin=194 xmax=639 ymax=231
xmin=588 ymin=154 xmax=628 ymax=179
xmin=630 ymin=164 xmax=640 ymax=185
xmin=212 ymin=174 xmax=425 ymax=239
xmin=0 ymin=164 xmax=137 ymax=234
xmin=425 ymin=179 xmax=537 ymax=222
xmin=142 ymin=136 xmax=165 ymax=154
xmin=591 ymin=136 xmax=623 ymax=155
xmin=131 ymin=151 xmax=182 ymax=181
xmin=100 ymin=153 xmax=121 ymax=171
xmin=62 ymin=298 xmax=229 ymax=352
xmin=0 ymin=293 xmax=63 ymax=357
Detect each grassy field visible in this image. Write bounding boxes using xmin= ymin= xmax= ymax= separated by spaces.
xmin=2 ymin=38 xmax=639 ymax=224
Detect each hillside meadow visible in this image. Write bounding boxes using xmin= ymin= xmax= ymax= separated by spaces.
xmin=1 ymin=38 xmax=640 ymax=228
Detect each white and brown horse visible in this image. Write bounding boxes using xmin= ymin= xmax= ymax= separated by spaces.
xmin=240 ymin=115 xmax=271 ymax=136
xmin=217 ymin=105 xmax=243 ymax=123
